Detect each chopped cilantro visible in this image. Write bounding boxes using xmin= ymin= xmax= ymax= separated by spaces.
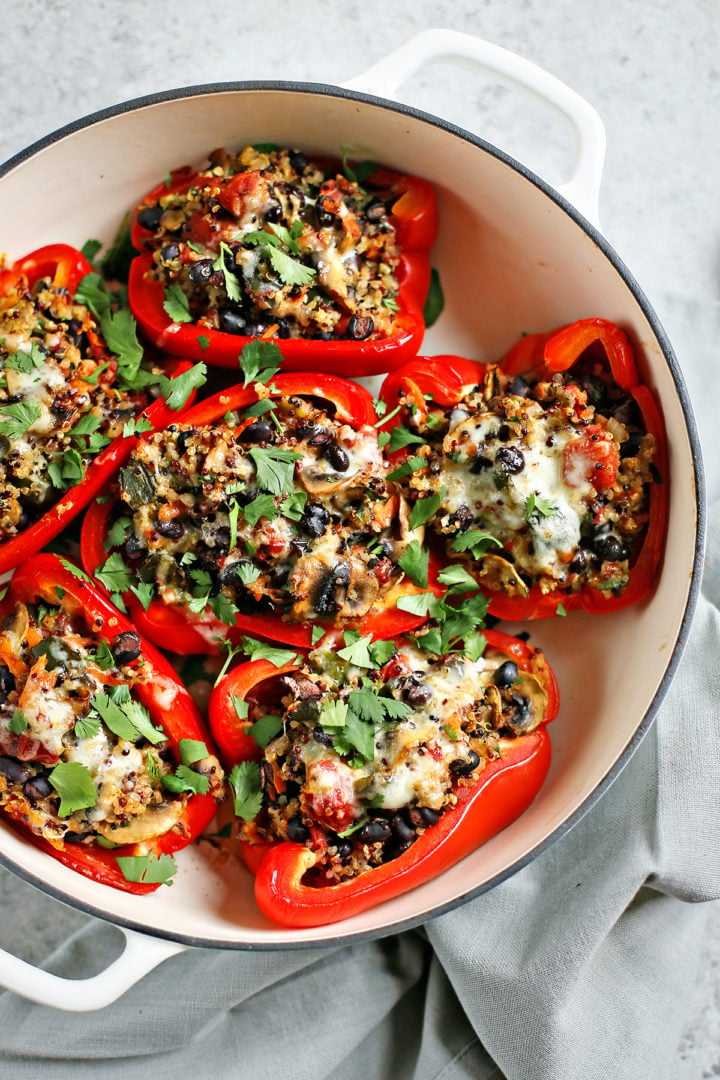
xmin=451 ymin=529 xmax=502 ymax=560
xmin=213 ymin=242 xmax=242 ymax=302
xmin=80 ymin=238 xmax=103 ymax=266
xmin=437 ymin=565 xmax=479 ymax=594
xmin=386 ymin=455 xmax=427 ymax=483
xmin=8 ymin=708 xmax=28 ymax=735
xmin=248 ymin=446 xmax=302 ymax=496
xmin=409 ymin=486 xmax=446 ymax=531
xmin=73 ymin=713 xmax=101 ymax=739
xmin=163 ymin=284 xmax=193 ymax=323
xmin=48 ymin=448 xmax=86 ymax=489
xmin=228 ymin=761 xmax=263 ymax=821
xmin=240 ymin=636 xmax=298 ymax=667
xmin=311 ymin=625 xmax=326 ymax=645
xmin=94 ymin=551 xmax=134 ymax=596
xmin=122 ymin=415 xmax=154 ymax=438
xmin=162 ymin=765 xmax=210 ymax=796
xmin=556 ymin=602 xmax=568 ymax=617
xmin=387 ymin=425 xmax=426 ymax=453
xmin=90 ymin=684 xmax=166 ymax=745
xmin=398 ymin=540 xmax=429 ymax=589
xmin=130 ymin=582 xmax=155 ymax=610
xmin=241 ymin=492 xmax=278 ymax=527
xmin=178 ymin=739 xmax=209 ymax=766
xmin=159 ymin=363 xmax=207 ymax=410
xmin=279 ymin=490 xmax=307 ymax=521
xmin=231 ymin=696 xmax=249 ymax=720
xmin=423 ymin=268 xmax=444 ymax=328
xmin=116 ymin=853 xmax=177 ymax=886
xmin=320 ymin=699 xmax=349 ymax=728
xmin=249 ymin=713 xmax=283 ymax=748
xmin=525 ymin=493 xmax=557 ymax=520
xmin=0 ymin=400 xmax=41 ymax=439
xmin=48 ymin=761 xmax=97 ymax=817
xmin=197 ymin=334 xmax=211 ymax=351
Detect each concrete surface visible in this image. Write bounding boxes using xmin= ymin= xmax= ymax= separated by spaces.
xmin=0 ymin=1 xmax=718 ymax=1073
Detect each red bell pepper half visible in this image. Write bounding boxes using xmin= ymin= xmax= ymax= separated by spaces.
xmin=81 ymin=372 xmax=442 ymax=653
xmin=0 ymin=244 xmax=196 ymax=576
xmin=379 ymin=320 xmax=668 ymax=619
xmin=128 ymin=165 xmax=437 ymax=376
xmin=209 ymin=629 xmax=557 ymax=927
xmin=0 ymin=554 xmax=222 ymax=894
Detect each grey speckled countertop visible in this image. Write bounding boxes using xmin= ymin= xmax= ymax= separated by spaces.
xmin=0 ymin=0 xmax=718 ymax=1074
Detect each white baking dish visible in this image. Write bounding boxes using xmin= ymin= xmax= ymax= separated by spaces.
xmin=0 ymin=30 xmax=704 ymax=1010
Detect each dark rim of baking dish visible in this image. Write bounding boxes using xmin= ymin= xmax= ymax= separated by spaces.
xmin=0 ymin=79 xmax=706 ymax=953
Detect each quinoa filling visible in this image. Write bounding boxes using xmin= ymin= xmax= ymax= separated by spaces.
xmin=393 ymin=357 xmax=657 ymax=599
xmin=136 ymin=145 xmax=402 ymax=341
xmin=234 ymin=638 xmax=549 ymax=885
xmin=103 ymin=393 xmax=420 ymax=629
xmin=0 ymin=274 xmax=152 ymax=540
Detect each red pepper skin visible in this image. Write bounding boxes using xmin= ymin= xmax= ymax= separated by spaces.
xmin=0 ymin=244 xmax=196 ymax=576
xmin=212 ymin=629 xmax=557 ymax=927
xmin=2 ymin=554 xmax=221 ymax=894
xmin=81 ymin=373 xmax=442 ymax=652
xmin=128 ymin=170 xmax=437 ymax=375
xmin=379 ymin=323 xmax=668 ymax=619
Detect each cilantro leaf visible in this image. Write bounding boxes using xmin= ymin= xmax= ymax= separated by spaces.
xmin=48 ymin=761 xmax=97 ymax=817
xmin=395 ymin=591 xmax=438 ymax=617
xmin=0 ymin=400 xmax=41 ymax=439
xmin=437 ymin=565 xmax=479 ymax=594
xmin=409 ymin=486 xmax=446 ymax=531
xmin=241 ymin=492 xmax=278 ymax=527
xmin=525 ymin=493 xmax=557 ymax=520
xmin=423 ymin=268 xmax=444 ymax=328
xmin=279 ymin=491 xmax=307 ymax=521
xmin=311 ymin=625 xmax=326 ymax=645
xmin=100 ymin=308 xmax=144 ymax=384
xmin=90 ymin=685 xmax=166 ymax=745
xmin=249 ymin=713 xmax=283 ymax=748
xmin=130 ymin=582 xmax=155 ymax=610
xmin=333 ymin=710 xmax=375 ymax=761
xmin=81 ymin=238 xmax=103 ymax=266
xmin=116 ymin=853 xmax=177 ymax=886
xmin=94 ymin=551 xmax=134 ymax=595
xmin=212 ymin=242 xmax=242 ymax=302
xmin=8 ymin=708 xmax=28 ymax=735
xmin=73 ymin=713 xmax=101 ymax=739
xmin=122 ymin=415 xmax=154 ymax=438
xmin=99 ymin=213 xmax=135 ymax=284
xmin=236 ymin=339 xmax=280 ymax=386
xmin=387 ymin=426 xmax=426 ymax=453
xmin=337 ymin=632 xmax=376 ymax=669
xmin=266 ymin=245 xmax=316 ymax=287
xmin=387 ymin=455 xmax=427 ymax=483
xmin=231 ymin=695 xmax=249 ymax=720
xmin=320 ymin=699 xmax=349 ymax=728
xmin=58 ymin=558 xmax=91 ymax=583
xmin=228 ymin=761 xmax=263 ymax=821
xmin=48 ymin=448 xmax=86 ymax=490
xmin=178 ymin=739 xmax=209 ymax=766
xmin=368 ymin=639 xmax=396 ymax=667
xmin=163 ymin=284 xmax=193 ymax=323
xmin=450 ymin=529 xmax=502 ymax=560
xmin=162 ymin=764 xmax=210 ymax=796
xmin=398 ymin=540 xmax=429 ymax=589
xmin=240 ymin=636 xmax=298 ymax=667
xmin=248 ymin=446 xmax=302 ymax=496
xmin=159 ymin=363 xmax=207 ymax=410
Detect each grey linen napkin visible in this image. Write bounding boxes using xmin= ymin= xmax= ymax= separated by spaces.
xmin=0 ymin=294 xmax=717 ymax=1080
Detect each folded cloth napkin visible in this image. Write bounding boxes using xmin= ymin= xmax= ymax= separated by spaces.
xmin=0 ymin=294 xmax=717 ymax=1080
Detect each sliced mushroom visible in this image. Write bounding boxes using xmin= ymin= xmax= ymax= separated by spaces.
xmin=501 ymin=671 xmax=548 ymax=735
xmin=95 ymin=798 xmax=186 ymax=845
xmin=289 ymin=551 xmax=379 ymax=620
xmin=475 ymin=554 xmax=529 ymax=598
xmin=0 ymin=603 xmax=30 ymax=677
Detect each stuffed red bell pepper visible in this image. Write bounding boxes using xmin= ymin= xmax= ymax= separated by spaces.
xmin=378 ymin=319 xmax=667 ymax=619
xmin=80 ymin=360 xmax=441 ymax=653
xmin=0 ymin=243 xmax=202 ymax=575
xmin=209 ymin=627 xmax=558 ymax=927
xmin=0 ymin=554 xmax=224 ymax=893
xmin=128 ymin=145 xmax=437 ymax=374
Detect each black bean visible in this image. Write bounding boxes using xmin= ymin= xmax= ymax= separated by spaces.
xmin=111 ymin=631 xmax=142 ymax=666
xmin=137 ymin=204 xmax=164 ymax=231
xmin=176 ymin=429 xmax=195 ymax=456
xmin=188 ymin=259 xmax=215 ymax=283
xmin=405 ymin=680 xmax=432 ymax=707
xmin=316 ymin=197 xmax=338 ymax=228
xmin=275 ymin=318 xmax=292 ymax=339
xmin=219 ymin=559 xmax=253 ymax=587
xmin=264 ymin=203 xmax=283 ymax=223
xmin=335 ymin=839 xmax=353 ymax=860
xmin=123 ymin=532 xmax=144 ymax=561
xmin=300 ymin=504 xmax=330 ymax=538
xmin=346 ymin=315 xmax=374 ymax=341
xmin=449 ymin=751 xmax=481 ymax=777
xmin=495 ymin=446 xmax=525 ymax=474
xmin=63 ymin=830 xmax=93 ymax=844
xmin=507 ymin=695 xmax=533 ymax=731
xmin=592 ymin=534 xmax=629 ymax=562
xmin=448 ymin=505 xmax=474 ymax=532
xmin=470 ymin=454 xmax=493 ymax=473
xmin=286 ymin=815 xmax=310 ymax=843
xmin=497 ymin=423 xmax=512 ymax=442
xmin=240 ymin=419 xmax=274 ymax=444
xmin=493 ymin=660 xmax=518 ymax=688
xmin=312 ymin=726 xmax=334 ymax=747
xmin=322 ymin=441 xmax=350 ymax=472
xmin=313 ymin=562 xmax=350 ymax=615
xmin=358 ymin=819 xmax=393 ymax=844
xmin=391 ymin=814 xmax=415 ymax=845
xmin=365 ymin=199 xmax=387 ymax=222
xmin=155 ymin=518 xmax=184 ymax=540
xmin=569 ymin=548 xmax=589 ymax=573
xmin=244 ymin=322 xmax=270 ymax=337
xmin=620 ymin=433 xmax=643 ymax=458
xmin=0 ymin=756 xmax=30 ymax=784
xmin=301 ymin=425 xmax=332 ymax=446
xmin=419 ymin=806 xmax=440 ymax=826
xmin=0 ymin=665 xmax=15 ymax=694
xmin=510 ymin=375 xmax=531 ymax=398
xmin=219 ymin=309 xmax=247 ymax=335
xmin=160 ymin=242 xmax=180 ymax=261
xmin=289 ymin=150 xmax=307 ymax=174
xmin=23 ymin=775 xmax=53 ymax=802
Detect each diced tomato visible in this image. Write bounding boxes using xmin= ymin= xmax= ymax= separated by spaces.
xmin=562 ymin=426 xmax=619 ymax=490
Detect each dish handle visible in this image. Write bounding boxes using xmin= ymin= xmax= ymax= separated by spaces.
xmin=342 ymin=28 xmax=606 ymax=229
xmin=0 ymin=927 xmax=185 ymax=1011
